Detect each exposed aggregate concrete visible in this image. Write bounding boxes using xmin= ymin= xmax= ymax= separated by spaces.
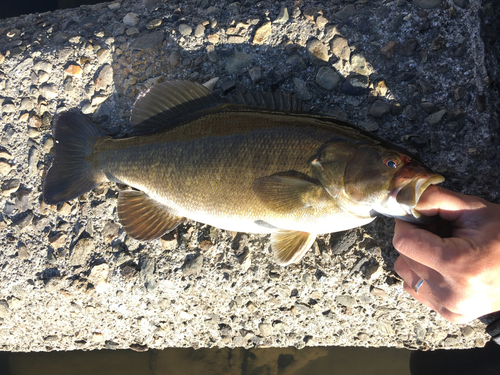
xmin=0 ymin=0 xmax=499 ymax=352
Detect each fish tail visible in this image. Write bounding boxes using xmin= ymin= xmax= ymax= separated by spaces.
xmin=43 ymin=112 xmax=107 ymax=205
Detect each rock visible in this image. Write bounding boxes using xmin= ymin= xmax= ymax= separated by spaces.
xmin=2 ymin=179 xmax=20 ymax=196
xmin=340 ymin=74 xmax=369 ymax=96
xmin=293 ymin=78 xmax=312 ymax=101
xmin=420 ymin=101 xmax=437 ymax=114
xmin=359 ymin=120 xmax=379 ymax=132
xmin=97 ymin=48 xmax=111 ymax=63
xmin=220 ymin=80 xmax=236 ymax=94
xmin=259 ymin=323 xmax=273 ymax=336
xmin=182 ymin=254 xmax=203 ymax=276
xmin=227 ymin=36 xmax=244 ymax=44
xmin=178 ymin=24 xmax=192 ymax=37
xmin=20 ymin=98 xmax=32 ymax=111
xmin=330 ymin=36 xmax=350 ymax=61
xmin=426 ymin=109 xmax=447 ymax=125
xmin=95 ymin=64 xmax=113 ymax=90
xmin=380 ymin=41 xmax=397 ymax=59
xmin=315 ymin=66 xmax=340 ymax=90
xmin=336 ymin=295 xmax=355 ymax=308
xmin=399 ymin=39 xmax=419 ymax=56
xmin=64 ymin=64 xmax=82 ymax=76
xmin=146 ymin=19 xmax=162 ymax=30
xmin=69 ymin=238 xmax=94 ymax=266
xmin=404 ymin=105 xmax=418 ymax=120
xmin=123 ymin=13 xmax=139 ymax=27
xmin=40 ymin=84 xmax=58 ymax=99
xmin=476 ymin=95 xmax=486 ymax=113
xmin=226 ymin=52 xmax=252 ymax=75
xmin=206 ymin=45 xmax=218 ymax=63
xmin=369 ymin=100 xmax=391 ymax=118
xmin=253 ymin=22 xmax=271 ymax=44
xmin=126 ymin=27 xmax=139 ymax=36
xmin=350 ymin=54 xmax=369 ymax=75
xmin=316 ymin=16 xmax=328 ymax=29
xmin=306 ymin=39 xmax=329 ymax=62
xmin=413 ymin=0 xmax=443 ymax=9
xmin=248 ymin=66 xmax=262 ymax=83
xmin=273 ymin=7 xmax=289 ymax=24
xmin=454 ymin=86 xmax=466 ymax=101
xmin=168 ymin=51 xmax=181 ymax=67
xmin=194 ymin=24 xmax=205 ymax=38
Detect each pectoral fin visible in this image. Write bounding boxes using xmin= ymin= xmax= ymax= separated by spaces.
xmin=271 ymin=230 xmax=316 ymax=266
xmin=118 ymin=190 xmax=185 ymax=241
xmin=253 ymin=176 xmax=321 ymax=214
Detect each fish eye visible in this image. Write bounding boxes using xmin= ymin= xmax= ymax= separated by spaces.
xmin=383 ymin=156 xmax=399 ymax=169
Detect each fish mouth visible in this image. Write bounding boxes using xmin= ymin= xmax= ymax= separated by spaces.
xmin=395 ymin=173 xmax=445 ymax=223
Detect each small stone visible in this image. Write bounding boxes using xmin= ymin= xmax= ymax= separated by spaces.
xmin=359 ymin=120 xmax=379 ymax=132
xmin=369 ymin=100 xmax=391 ymax=118
xmin=169 ymin=51 xmax=181 ymax=67
xmin=49 ymin=233 xmax=67 ymax=248
xmin=0 ymin=161 xmax=13 ymax=176
xmin=426 ymin=109 xmax=447 ymax=125
xmin=336 ymin=295 xmax=355 ymax=308
xmin=380 ymin=41 xmax=397 ymax=59
xmin=419 ymin=101 xmax=437 ymax=114
xmin=399 ymin=39 xmax=419 ymax=56
xmin=108 ymin=2 xmax=120 ymax=10
xmin=126 ymin=27 xmax=139 ymax=36
xmin=194 ymin=24 xmax=205 ymax=37
xmin=330 ymin=36 xmax=350 ymax=61
xmin=179 ymin=24 xmax=193 ymax=37
xmin=208 ymin=34 xmax=219 ymax=43
xmin=227 ymin=36 xmax=245 ymax=44
xmin=95 ymin=64 xmax=113 ymax=90
xmin=316 ymin=16 xmax=328 ymax=29
xmin=64 ymin=64 xmax=82 ymax=76
xmin=370 ymin=287 xmax=388 ymax=298
xmin=0 ymin=53 xmax=4 ymax=64
xmin=273 ymin=7 xmax=289 ymax=24
xmin=476 ymin=95 xmax=486 ymax=113
xmin=253 ymin=22 xmax=272 ymax=45
xmin=58 ymin=202 xmax=72 ymax=215
xmin=259 ymin=323 xmax=273 ymax=336
xmin=182 ymin=254 xmax=203 ymax=275
xmin=340 ymin=74 xmax=369 ymax=96
xmin=38 ymin=71 xmax=50 ymax=83
xmin=102 ymin=221 xmax=120 ymax=243
xmin=350 ymin=54 xmax=369 ymax=75
xmin=41 ymin=84 xmax=58 ymax=99
xmin=306 ymin=39 xmax=329 ymax=62
xmin=90 ymin=263 xmax=110 ymax=293
xmin=226 ymin=52 xmax=252 ymax=74
xmin=220 ymin=80 xmax=236 ymax=94
xmin=293 ymin=78 xmax=312 ymax=101
xmin=357 ymin=333 xmax=370 ymax=342
xmin=97 ymin=49 xmax=111 ymax=63
xmin=413 ymin=0 xmax=443 ymax=9
xmin=453 ymin=86 xmax=466 ymax=101
xmin=315 ymin=66 xmax=340 ymax=90
xmin=0 ymin=150 xmax=12 ymax=159
xmin=69 ymin=237 xmax=95 ymax=266
xmin=20 ymin=98 xmax=33 ymax=111
xmin=248 ymin=66 xmax=262 ymax=83
xmin=1 ymin=179 xmax=20 ymax=196
xmin=430 ymin=36 xmax=445 ymax=51
xmin=206 ymin=45 xmax=218 ymax=63
xmin=123 ymin=13 xmax=140 ymax=27
xmin=146 ymin=19 xmax=162 ymax=30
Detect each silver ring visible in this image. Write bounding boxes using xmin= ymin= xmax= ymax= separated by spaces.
xmin=413 ymin=279 xmax=425 ymax=293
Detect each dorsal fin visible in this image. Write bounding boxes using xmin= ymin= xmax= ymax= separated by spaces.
xmin=226 ymin=89 xmax=302 ymax=112
xmin=130 ymin=80 xmax=227 ymax=134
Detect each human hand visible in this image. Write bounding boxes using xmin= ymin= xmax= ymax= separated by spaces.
xmin=393 ymin=185 xmax=500 ymax=323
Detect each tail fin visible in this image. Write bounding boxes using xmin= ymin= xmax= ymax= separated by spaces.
xmin=43 ymin=112 xmax=107 ymax=205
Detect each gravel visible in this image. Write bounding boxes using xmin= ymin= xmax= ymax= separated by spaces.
xmin=0 ymin=0 xmax=498 ymax=352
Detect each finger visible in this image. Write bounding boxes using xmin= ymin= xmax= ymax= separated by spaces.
xmin=416 ymin=186 xmax=486 ymax=222
xmin=393 ymin=219 xmax=458 ymax=270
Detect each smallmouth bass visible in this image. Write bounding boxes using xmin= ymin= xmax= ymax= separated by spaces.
xmin=43 ymin=80 xmax=444 ymax=266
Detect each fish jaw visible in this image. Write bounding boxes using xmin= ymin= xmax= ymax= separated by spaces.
xmin=373 ymin=162 xmax=445 ymax=223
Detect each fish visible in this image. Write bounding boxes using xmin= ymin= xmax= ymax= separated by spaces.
xmin=43 ymin=80 xmax=444 ymax=266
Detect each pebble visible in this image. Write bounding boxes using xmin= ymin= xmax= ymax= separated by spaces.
xmin=227 ymin=36 xmax=245 ymax=44
xmin=399 ymin=39 xmax=419 ymax=56
xmin=38 ymin=71 xmax=50 ymax=84
xmin=123 ymin=13 xmax=140 ymax=27
xmin=1 ymin=179 xmax=20 ymax=196
xmin=95 ymin=64 xmax=113 ymax=90
xmin=64 ymin=64 xmax=82 ymax=76
xmin=70 ymin=237 xmax=95 ymax=266
xmin=248 ymin=66 xmax=262 ymax=83
xmin=259 ymin=323 xmax=273 ymax=336
xmin=335 ymin=295 xmax=355 ymax=308
xmin=20 ymin=98 xmax=32 ymax=111
xmin=194 ymin=24 xmax=205 ymax=38
xmin=330 ymin=36 xmax=350 ymax=61
xmin=182 ymin=254 xmax=203 ymax=276
xmin=369 ymin=100 xmax=391 ymax=118
xmin=226 ymin=52 xmax=252 ymax=74
xmin=380 ymin=41 xmax=397 ymax=59
xmin=273 ymin=7 xmax=289 ymax=24
xmin=454 ymin=86 xmax=466 ymax=101
xmin=359 ymin=120 xmax=379 ymax=132
xmin=293 ymin=78 xmax=312 ymax=101
xmin=208 ymin=34 xmax=219 ymax=44
xmin=413 ymin=0 xmax=443 ymax=9
xmin=179 ymin=24 xmax=193 ymax=37
xmin=316 ymin=16 xmax=328 ymax=29
xmin=97 ymin=49 xmax=111 ymax=63
xmin=426 ymin=109 xmax=447 ymax=125
xmin=340 ymin=74 xmax=369 ymax=96
xmin=350 ymin=54 xmax=369 ymax=76
xmin=476 ymin=95 xmax=486 ymax=113
xmin=306 ymin=39 xmax=329 ymax=62
xmin=126 ymin=27 xmax=139 ymax=37
xmin=146 ymin=19 xmax=162 ymax=30
xmin=220 ymin=80 xmax=236 ymax=94
xmin=370 ymin=287 xmax=388 ymax=298
xmin=420 ymin=101 xmax=437 ymax=114
xmin=41 ymin=84 xmax=58 ymax=99
xmin=315 ymin=66 xmax=340 ymax=90
xmin=2 ymin=103 xmax=16 ymax=113
xmin=253 ymin=22 xmax=272 ymax=44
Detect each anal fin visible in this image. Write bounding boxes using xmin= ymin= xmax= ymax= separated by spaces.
xmin=118 ymin=190 xmax=185 ymax=241
xmin=271 ymin=230 xmax=316 ymax=266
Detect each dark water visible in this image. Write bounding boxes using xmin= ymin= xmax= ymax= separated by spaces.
xmin=0 ymin=346 xmax=411 ymax=375
xmin=0 ymin=0 xmax=102 ymax=19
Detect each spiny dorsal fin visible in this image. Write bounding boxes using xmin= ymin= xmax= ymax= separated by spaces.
xmin=226 ymin=90 xmax=302 ymax=112
xmin=117 ymin=190 xmax=185 ymax=241
xmin=271 ymin=230 xmax=316 ymax=266
xmin=130 ymin=80 xmax=226 ymax=134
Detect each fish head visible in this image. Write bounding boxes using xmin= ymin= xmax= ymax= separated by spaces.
xmin=312 ymin=142 xmax=444 ymax=223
